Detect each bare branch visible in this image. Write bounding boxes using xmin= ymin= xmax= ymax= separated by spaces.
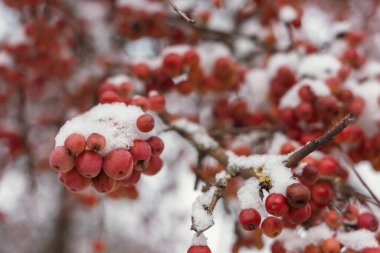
xmin=286 ymin=113 xmax=356 ymax=168
xmin=167 ymin=0 xmax=196 ymax=24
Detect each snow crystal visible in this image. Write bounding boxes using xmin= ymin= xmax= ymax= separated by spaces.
xmin=228 ymin=152 xmax=295 ymax=194
xmin=215 ymin=171 xmax=227 ymax=181
xmin=279 ymin=224 xmax=334 ymax=251
xmin=267 ymin=53 xmax=299 ymax=77
xmin=7 ymin=26 xmax=28 ymax=45
xmin=105 ymin=74 xmax=131 ymax=86
xmin=297 ymin=54 xmax=341 ymax=79
xmin=362 ymin=61 xmax=380 ymax=80
xmin=162 ymin=45 xmax=191 ymax=57
xmin=337 ymin=230 xmax=379 ymax=251
xmin=116 ymin=0 xmax=164 ymax=12
xmin=197 ymin=42 xmax=231 ymax=73
xmin=207 ymin=10 xmax=234 ymax=33
xmin=267 ymin=132 xmax=300 ymax=154
xmin=238 ymin=69 xmax=270 ymax=111
xmin=172 ymin=118 xmax=218 ymax=150
xmin=0 ymin=51 xmax=12 ymax=66
xmin=191 ymin=233 xmax=208 ymax=246
xmin=55 ymin=103 xmax=159 ymax=156
xmin=279 ymin=79 xmax=330 ymax=108
xmin=279 ymin=5 xmax=297 ymax=23
xmin=239 ymin=18 xmax=266 ymax=38
xmin=347 ymin=80 xmax=380 ymax=137
xmin=192 ymin=187 xmax=216 ymax=231
xmin=237 ymin=178 xmax=267 ymax=218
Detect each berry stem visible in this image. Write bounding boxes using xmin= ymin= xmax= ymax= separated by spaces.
xmin=167 ymin=0 xmax=196 ymax=24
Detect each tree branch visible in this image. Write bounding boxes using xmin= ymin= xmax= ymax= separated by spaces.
xmin=167 ymin=0 xmax=196 ymax=24
xmin=286 ymin=113 xmax=356 ymax=168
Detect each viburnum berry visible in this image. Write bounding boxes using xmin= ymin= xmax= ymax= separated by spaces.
xmin=75 ymin=151 xmax=103 ymax=178
xmin=239 ymin=208 xmax=261 ymax=231
xmin=318 ymin=156 xmax=339 ymax=176
xmin=163 ymin=53 xmax=183 ymax=76
xmin=103 ymin=148 xmax=134 ymax=180
xmin=148 ymin=92 xmax=165 ymax=112
xmin=311 ymin=182 xmax=334 ymax=206
xmin=322 ymin=238 xmax=340 ymax=253
xmin=64 ymin=133 xmax=86 ymax=156
xmin=325 ymin=210 xmax=342 ymax=229
xmin=131 ymin=96 xmax=150 ymax=111
xmin=261 ymin=216 xmax=283 ymax=238
xmin=119 ymin=170 xmax=141 ymax=186
xmin=286 ymin=183 xmax=311 ymax=208
xmin=143 ymin=155 xmax=163 ymax=175
xmin=61 ymin=169 xmax=91 ymax=192
xmin=358 ymin=212 xmax=379 ymax=232
xmin=301 ymin=165 xmax=319 ymax=184
xmin=49 ymin=146 xmax=75 ymax=173
xmin=86 ymin=133 xmax=106 ymax=152
xmin=298 ymin=85 xmax=315 ymax=102
xmin=285 ymin=203 xmax=312 ymax=224
xmin=271 ymin=241 xmax=286 ymax=253
xmin=130 ymin=140 xmax=152 ymax=168
xmin=146 ymin=136 xmax=164 ymax=155
xmin=343 ymin=204 xmax=359 ymax=221
xmin=265 ymin=193 xmax=289 ymax=216
xmin=136 ymin=113 xmax=155 ymax=132
xmin=92 ymin=172 xmax=116 ymax=193
xmin=187 ymin=245 xmax=212 ymax=253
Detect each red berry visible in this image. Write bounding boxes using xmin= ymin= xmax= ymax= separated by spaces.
xmin=271 ymin=241 xmax=286 ymax=253
xmin=322 ymin=238 xmax=340 ymax=253
xmin=103 ymin=148 xmax=133 ymax=180
xmin=119 ymin=170 xmax=141 ymax=186
xmin=148 ymin=92 xmax=165 ymax=112
xmin=280 ymin=142 xmax=296 ymax=155
xmin=285 ymin=203 xmax=312 ymax=224
xmin=75 ymin=151 xmax=103 ymax=178
xmin=265 ymin=193 xmax=289 ymax=216
xmin=325 ymin=210 xmax=342 ymax=229
xmin=286 ymin=183 xmax=311 ymax=208
xmin=295 ymin=102 xmax=314 ymax=122
xmin=131 ymin=96 xmax=150 ymax=111
xmin=311 ymin=182 xmax=334 ymax=206
xmin=146 ymin=136 xmax=164 ymax=155
xmin=142 ymin=155 xmax=163 ymax=175
xmin=318 ymin=156 xmax=339 ymax=176
xmin=362 ymin=248 xmax=380 ymax=253
xmin=130 ymin=140 xmax=152 ymax=165
xmin=301 ymin=165 xmax=319 ymax=184
xmin=86 ymin=133 xmax=106 ymax=152
xmin=92 ymin=172 xmax=116 ymax=193
xmin=92 ymin=239 xmax=106 ymax=253
xmin=62 ymin=168 xmax=91 ymax=192
xmin=358 ymin=212 xmax=379 ymax=232
xmin=187 ymin=245 xmax=212 ymax=253
xmin=64 ymin=133 xmax=86 ymax=156
xmin=344 ymin=204 xmax=359 ymax=221
xmin=136 ymin=114 xmax=155 ymax=132
xmin=49 ymin=146 xmax=75 ymax=173
xmin=298 ymin=85 xmax=315 ymax=102
xmin=163 ymin=53 xmax=183 ymax=76
xmin=183 ymin=49 xmax=200 ymax=67
xmin=261 ymin=216 xmax=283 ymax=238
xmin=239 ymin=208 xmax=261 ymax=230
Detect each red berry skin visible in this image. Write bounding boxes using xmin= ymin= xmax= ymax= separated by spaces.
xmin=343 ymin=204 xmax=359 ymax=221
xmin=147 ymin=136 xmax=164 ymax=155
xmin=239 ymin=208 xmax=261 ymax=231
xmin=130 ymin=140 xmax=152 ymax=162
xmin=325 ymin=210 xmax=342 ymax=229
xmin=103 ymin=148 xmax=133 ymax=180
xmin=86 ymin=133 xmax=106 ymax=152
xmin=62 ymin=168 xmax=91 ymax=192
xmin=119 ymin=170 xmax=141 ymax=186
xmin=318 ymin=156 xmax=339 ymax=176
xmin=261 ymin=216 xmax=283 ymax=238
xmin=64 ymin=133 xmax=86 ymax=156
xmin=136 ymin=114 xmax=155 ymax=132
xmin=271 ymin=241 xmax=286 ymax=253
xmin=187 ymin=245 xmax=212 ymax=253
xmin=163 ymin=53 xmax=183 ymax=76
xmin=285 ymin=203 xmax=312 ymax=224
xmin=75 ymin=151 xmax=103 ymax=178
xmin=286 ymin=183 xmax=311 ymax=208
xmin=143 ymin=155 xmax=163 ymax=176
xmin=265 ymin=193 xmax=289 ymax=217
xmin=148 ymin=92 xmax=165 ymax=112
xmin=302 ymin=165 xmax=319 ymax=184
xmin=92 ymin=172 xmax=116 ymax=193
xmin=311 ymin=182 xmax=334 ymax=206
xmin=49 ymin=146 xmax=75 ymax=173
xmin=358 ymin=212 xmax=379 ymax=232
xmin=362 ymin=248 xmax=380 ymax=253
xmin=131 ymin=96 xmax=150 ymax=111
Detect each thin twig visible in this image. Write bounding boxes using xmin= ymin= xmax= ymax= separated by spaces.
xmin=167 ymin=0 xmax=196 ymax=24
xmin=286 ymin=113 xmax=356 ymax=168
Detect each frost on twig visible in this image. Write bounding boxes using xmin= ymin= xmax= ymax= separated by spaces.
xmin=191 ymin=187 xmax=217 ymax=234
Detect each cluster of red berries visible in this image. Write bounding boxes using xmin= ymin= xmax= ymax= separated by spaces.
xmin=212 ymin=97 xmax=267 ymax=128
xmin=238 ymin=183 xmax=311 ymax=238
xmin=49 ymin=129 xmax=164 ymax=193
xmin=98 ymin=79 xmax=166 ymax=113
xmin=131 ymin=49 xmax=244 ymax=94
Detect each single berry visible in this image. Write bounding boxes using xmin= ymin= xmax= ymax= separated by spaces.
xmin=265 ymin=193 xmax=289 ymax=217
xmin=64 ymin=133 xmax=86 ymax=156
xmin=75 ymin=151 xmax=103 ymax=178
xmin=147 ymin=136 xmax=164 ymax=155
xmin=130 ymin=140 xmax=152 ymax=167
xmin=103 ymin=148 xmax=133 ymax=180
xmin=285 ymin=203 xmax=311 ymax=224
xmin=286 ymin=183 xmax=311 ymax=208
xmin=358 ymin=212 xmax=379 ymax=232
xmin=86 ymin=133 xmax=106 ymax=151
xmin=62 ymin=168 xmax=91 ymax=192
xmin=143 ymin=155 xmax=163 ymax=176
xmin=322 ymin=238 xmax=340 ymax=253
xmin=136 ymin=114 xmax=155 ymax=132
xmin=302 ymin=165 xmax=319 ymax=184
xmin=187 ymin=245 xmax=212 ymax=253
xmin=239 ymin=208 xmax=261 ymax=231
xmin=119 ymin=170 xmax=141 ymax=186
xmin=92 ymin=172 xmax=116 ymax=193
xmin=49 ymin=146 xmax=75 ymax=173
xmin=261 ymin=216 xmax=283 ymax=238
